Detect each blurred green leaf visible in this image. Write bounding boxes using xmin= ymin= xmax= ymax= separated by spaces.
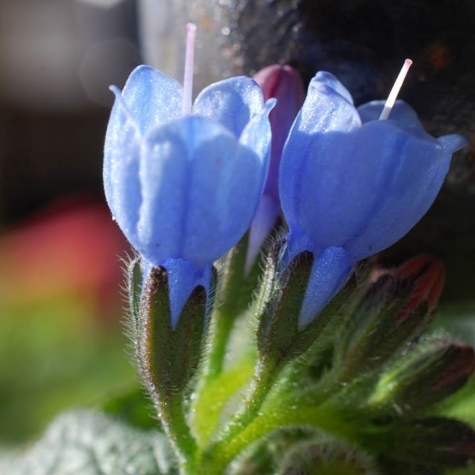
xmin=0 ymin=410 xmax=178 ymax=474
xmin=0 ymin=297 xmax=134 ymax=444
xmin=439 ymin=376 xmax=475 ymax=429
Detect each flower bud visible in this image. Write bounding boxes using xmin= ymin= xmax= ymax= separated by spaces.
xmin=370 ymin=339 xmax=475 ymax=413
xmin=278 ymin=438 xmax=375 ymax=475
xmin=372 ymin=417 xmax=475 ymax=470
xmin=253 ymin=65 xmax=305 ymax=204
xmin=247 ymin=65 xmax=305 ymax=271
xmin=335 ymin=255 xmax=446 ymax=379
xmin=393 ymin=254 xmax=445 ymax=321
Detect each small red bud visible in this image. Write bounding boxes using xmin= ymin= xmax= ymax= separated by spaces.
xmin=246 ymin=65 xmax=306 ymax=270
xmin=253 ymin=65 xmax=305 ymax=200
xmin=393 ymin=255 xmax=445 ymax=322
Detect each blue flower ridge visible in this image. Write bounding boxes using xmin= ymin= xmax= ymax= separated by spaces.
xmin=280 ymin=71 xmax=468 ymax=328
xmin=104 ymin=65 xmax=274 ymax=327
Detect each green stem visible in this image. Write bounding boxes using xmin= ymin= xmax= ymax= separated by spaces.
xmin=159 ymin=395 xmax=197 ymax=474
xmin=191 ymin=359 xmax=255 ymax=447
xmin=204 ymin=307 xmax=235 ymax=380
xmin=199 ymin=401 xmax=358 ymax=474
xmin=201 ymin=235 xmax=253 ymax=382
xmin=196 ymin=357 xmax=360 ymax=472
xmin=193 ymin=307 xmax=242 ymax=442
xmin=196 ymin=359 xmax=280 ymax=468
xmin=227 ymin=359 xmax=279 ymax=435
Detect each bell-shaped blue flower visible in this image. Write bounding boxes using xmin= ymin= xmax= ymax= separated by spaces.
xmin=104 ymin=65 xmax=273 ymax=327
xmin=280 ymin=71 xmax=467 ymax=328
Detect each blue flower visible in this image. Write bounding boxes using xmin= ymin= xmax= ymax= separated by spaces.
xmin=279 ymin=71 xmax=467 ymax=327
xmin=104 ymin=65 xmax=273 ymax=327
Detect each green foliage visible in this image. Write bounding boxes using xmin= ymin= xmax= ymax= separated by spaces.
xmin=0 ymin=410 xmax=178 ymax=474
xmin=0 ymin=297 xmax=133 ymax=445
xmin=2 ymin=244 xmax=475 ymax=474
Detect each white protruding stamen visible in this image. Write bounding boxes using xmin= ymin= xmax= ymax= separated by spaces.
xmin=182 ymin=23 xmax=197 ymax=116
xmin=379 ymin=59 xmax=413 ymax=120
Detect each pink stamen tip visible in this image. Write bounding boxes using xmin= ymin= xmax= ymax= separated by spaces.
xmin=379 ymin=58 xmax=413 ymax=120
xmin=182 ymin=23 xmax=197 ymax=116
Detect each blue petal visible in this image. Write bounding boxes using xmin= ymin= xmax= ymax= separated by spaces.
xmin=137 ymin=116 xmax=266 ymax=269
xmin=346 ymin=120 xmax=450 ymax=259
xmin=193 ymin=76 xmax=265 ymax=138
xmin=294 ymin=72 xmax=361 ymax=136
xmin=182 ymin=117 xmax=267 ymax=267
xmin=140 ymin=258 xmax=213 ymax=330
xmin=298 ymin=247 xmax=353 ymax=328
xmin=438 ymin=133 xmax=468 ymax=154
xmin=281 ymin=116 xmax=456 ymax=260
xmin=357 ymin=100 xmax=426 ymax=134
xmin=103 ymin=87 xmax=141 ymax=244
xmin=313 ymin=71 xmax=354 ymax=105
xmin=162 ymin=259 xmax=213 ymax=330
xmin=280 ymin=72 xmax=361 ymax=232
xmin=286 ymin=126 xmax=393 ymax=251
xmin=121 ymin=65 xmax=183 ymax=134
xmin=136 ymin=119 xmax=190 ymax=264
xmin=282 ymin=132 xmax=376 ymax=250
xmin=245 ymin=195 xmax=280 ymax=273
xmin=238 ymin=98 xmax=275 ymax=191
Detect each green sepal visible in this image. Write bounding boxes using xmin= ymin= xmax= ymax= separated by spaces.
xmin=257 ymin=249 xmax=351 ymax=367
xmin=126 ymin=256 xmax=143 ymax=356
xmin=127 ymin=255 xmax=142 ymax=321
xmin=138 ymin=265 xmax=213 ymax=402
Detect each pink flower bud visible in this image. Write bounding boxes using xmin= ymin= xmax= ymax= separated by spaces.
xmin=246 ymin=65 xmax=305 ymax=271
xmin=393 ymin=255 xmax=445 ymax=322
xmin=253 ymin=65 xmax=305 ymax=201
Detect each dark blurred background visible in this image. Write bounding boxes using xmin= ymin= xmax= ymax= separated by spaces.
xmin=0 ymin=0 xmax=140 ymax=223
xmin=0 ymin=0 xmax=474 ymax=445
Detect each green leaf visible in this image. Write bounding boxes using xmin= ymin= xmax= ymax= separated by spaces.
xmin=0 ymin=410 xmax=178 ymax=475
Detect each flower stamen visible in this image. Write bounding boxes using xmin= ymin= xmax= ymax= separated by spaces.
xmin=182 ymin=23 xmax=197 ymax=116
xmin=379 ymin=59 xmax=413 ymax=120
